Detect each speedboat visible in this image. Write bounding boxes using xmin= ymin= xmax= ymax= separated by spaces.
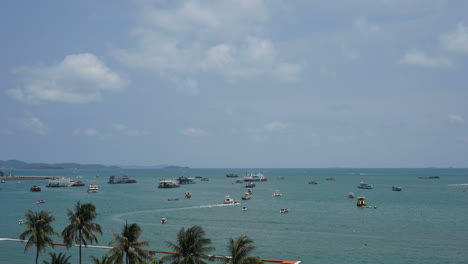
xmin=185 ymin=191 xmax=191 ymax=199
xmin=224 ymin=195 xmax=240 ymax=205
xmin=357 ymin=182 xmax=373 ymax=189
xmin=272 ymin=191 xmax=282 ymax=197
xmin=241 ymin=206 xmax=248 ymax=211
xmin=87 ymin=184 xmax=99 ymax=193
xmin=36 ymin=200 xmax=46 ymax=204
xmin=30 ymin=185 xmax=41 ymax=192
xmin=241 ymin=192 xmax=251 ymax=200
xmin=161 ymin=218 xmax=167 ymax=224
xmin=392 ymin=185 xmax=402 ymax=191
xmin=280 ymin=208 xmax=289 ymax=213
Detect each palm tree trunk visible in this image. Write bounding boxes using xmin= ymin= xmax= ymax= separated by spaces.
xmin=35 ymin=247 xmax=39 ymax=264
xmin=79 ymin=231 xmax=82 ymax=264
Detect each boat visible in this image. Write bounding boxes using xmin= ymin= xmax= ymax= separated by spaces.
xmin=18 ymin=219 xmax=24 ymax=225
xmin=357 ymin=182 xmax=373 ymax=189
xmin=224 ymin=195 xmax=240 ymax=205
xmin=356 ymin=197 xmax=367 ymax=207
xmin=201 ymin=178 xmax=209 ymax=181
xmin=177 ymin=176 xmax=195 ymax=184
xmin=226 ymin=173 xmax=239 ymax=178
xmin=36 ymin=200 xmax=46 ymax=204
xmin=418 ymin=176 xmax=440 ymax=179
xmin=158 ymin=180 xmax=180 ymax=188
xmin=272 ymin=191 xmax=282 ymax=197
xmin=246 ymin=188 xmax=253 ymax=194
xmin=243 ymin=173 xmax=267 ymax=182
xmin=30 ymin=185 xmax=41 ymax=192
xmin=185 ymin=191 xmax=191 ymax=199
xmin=161 ymin=217 xmax=167 ymax=224
xmin=235 ymin=180 xmax=244 ymax=183
xmin=46 ymin=177 xmax=72 ymax=187
xmin=277 ymin=176 xmax=285 ymax=180
xmin=108 ymin=175 xmax=137 ymax=184
xmin=241 ymin=206 xmax=248 ymax=211
xmin=392 ymin=185 xmax=402 ymax=191
xmin=1 ymin=180 xmax=5 ymax=183
xmin=70 ymin=180 xmax=85 ymax=187
xmin=326 ymin=177 xmax=335 ymax=181
xmin=195 ymin=176 xmax=203 ymax=178
xmin=245 ymin=182 xmax=256 ymax=188
xmin=168 ymin=198 xmax=179 ymax=201
xmin=280 ymin=208 xmax=289 ymax=213
xmin=87 ymin=184 xmax=99 ymax=193
xmin=241 ymin=192 xmax=251 ymax=200
xmin=308 ymin=180 xmax=318 ymax=184
xmin=347 ymin=192 xmax=355 ymax=198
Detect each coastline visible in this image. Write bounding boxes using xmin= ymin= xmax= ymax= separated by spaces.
xmin=0 ymin=176 xmax=58 ymax=181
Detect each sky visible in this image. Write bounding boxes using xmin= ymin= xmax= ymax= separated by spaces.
xmin=1 ymin=0 xmax=468 ymax=168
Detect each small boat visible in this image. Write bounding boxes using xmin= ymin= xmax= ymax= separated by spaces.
xmin=241 ymin=206 xmax=248 ymax=211
xmin=357 ymin=182 xmax=373 ymax=189
xmin=243 ymin=173 xmax=267 ymax=182
xmin=308 ymin=180 xmax=318 ymax=184
xmin=241 ymin=192 xmax=251 ymax=200
xmin=158 ymin=180 xmax=180 ymax=188
xmin=201 ymin=178 xmax=209 ymax=181
xmin=392 ymin=185 xmax=402 ymax=191
xmin=1 ymin=180 xmax=5 ymax=183
xmin=161 ymin=218 xmax=167 ymax=224
xmin=226 ymin=173 xmax=239 ymax=178
xmin=235 ymin=180 xmax=244 ymax=183
xmin=246 ymin=188 xmax=253 ymax=195
xmin=272 ymin=191 xmax=282 ymax=197
xmin=18 ymin=219 xmax=24 ymax=225
xmin=356 ymin=197 xmax=367 ymax=207
xmin=185 ymin=191 xmax=191 ymax=199
xmin=245 ymin=182 xmax=256 ymax=188
xmin=36 ymin=200 xmax=46 ymax=204
xmin=30 ymin=185 xmax=41 ymax=192
xmin=280 ymin=208 xmax=289 ymax=213
xmin=326 ymin=177 xmax=335 ymax=181
xmin=195 ymin=176 xmax=203 ymax=178
xmin=347 ymin=192 xmax=355 ymax=198
xmin=70 ymin=180 xmax=85 ymax=187
xmin=224 ymin=195 xmax=240 ymax=205
xmin=277 ymin=176 xmax=285 ymax=180
xmin=87 ymin=184 xmax=99 ymax=193
xmin=168 ymin=198 xmax=179 ymax=201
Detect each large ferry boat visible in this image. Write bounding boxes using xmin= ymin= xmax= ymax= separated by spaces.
xmin=87 ymin=184 xmax=99 ymax=193
xmin=243 ymin=173 xmax=267 ymax=182
xmin=158 ymin=179 xmax=180 ymax=188
xmin=46 ymin=177 xmax=72 ymax=187
xmin=108 ymin=175 xmax=137 ymax=184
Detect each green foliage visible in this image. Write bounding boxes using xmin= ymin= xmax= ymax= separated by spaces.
xmin=108 ymin=222 xmax=154 ymax=264
xmin=19 ymin=210 xmax=58 ymax=264
xmin=90 ymin=255 xmax=113 ymax=264
xmin=42 ymin=252 xmax=72 ymax=264
xmin=223 ymin=236 xmax=263 ymax=264
xmin=163 ymin=225 xmax=215 ymax=264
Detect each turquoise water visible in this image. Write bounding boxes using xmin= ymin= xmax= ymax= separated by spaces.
xmin=1 ymin=168 xmax=468 ymax=264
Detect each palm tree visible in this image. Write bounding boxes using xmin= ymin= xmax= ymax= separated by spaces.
xmin=19 ymin=210 xmax=58 ymax=264
xmin=108 ymin=222 xmax=153 ymax=264
xmin=90 ymin=255 xmax=112 ymax=264
xmin=163 ymin=225 xmax=215 ymax=264
xmin=62 ymin=201 xmax=103 ymax=264
xmin=43 ymin=252 xmax=72 ymax=264
xmin=223 ymin=236 xmax=262 ymax=264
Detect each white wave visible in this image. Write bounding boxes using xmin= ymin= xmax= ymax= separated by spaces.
xmin=447 ymin=183 xmax=468 ymax=186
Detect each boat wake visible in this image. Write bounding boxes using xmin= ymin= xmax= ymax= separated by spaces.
xmin=111 ymin=204 xmax=234 ymax=222
xmin=448 ymin=183 xmax=468 ymax=186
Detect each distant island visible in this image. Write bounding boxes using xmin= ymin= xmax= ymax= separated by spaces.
xmin=0 ymin=160 xmax=120 ymax=170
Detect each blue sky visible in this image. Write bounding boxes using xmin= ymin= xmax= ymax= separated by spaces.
xmin=1 ymin=0 xmax=468 ymax=168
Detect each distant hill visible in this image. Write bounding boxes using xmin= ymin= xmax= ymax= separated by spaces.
xmin=0 ymin=160 xmax=120 ymax=170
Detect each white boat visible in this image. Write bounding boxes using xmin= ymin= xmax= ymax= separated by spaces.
xmin=392 ymin=185 xmax=402 ymax=191
xmin=280 ymin=208 xmax=289 ymax=213
xmin=185 ymin=191 xmax=191 ymax=199
xmin=347 ymin=192 xmax=355 ymax=198
xmin=272 ymin=191 xmax=282 ymax=197
xmin=46 ymin=177 xmax=72 ymax=187
xmin=241 ymin=206 xmax=248 ymax=211
xmin=18 ymin=219 xmax=24 ymax=225
xmin=36 ymin=200 xmax=46 ymax=204
xmin=224 ymin=195 xmax=240 ymax=204
xmin=1 ymin=180 xmax=5 ymax=183
xmin=241 ymin=192 xmax=251 ymax=200
xmin=87 ymin=184 xmax=99 ymax=193
xmin=161 ymin=217 xmax=167 ymax=224
xmin=357 ymin=182 xmax=373 ymax=189
xmin=243 ymin=173 xmax=268 ymax=182
xmin=158 ymin=180 xmax=180 ymax=188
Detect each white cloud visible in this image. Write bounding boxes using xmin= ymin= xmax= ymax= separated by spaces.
xmin=19 ymin=116 xmax=48 ymax=135
xmin=352 ymin=16 xmax=380 ymax=35
xmin=399 ymin=50 xmax=451 ymax=67
xmin=111 ymin=123 xmax=149 ymax=136
xmin=84 ymin=128 xmax=99 ymax=137
xmin=114 ymin=1 xmax=300 ymax=86
xmin=448 ymin=114 xmax=464 ymax=124
xmin=8 ymin=53 xmax=126 ymax=104
xmin=263 ymin=121 xmax=287 ymax=132
xmin=441 ymin=23 xmax=468 ymax=54
xmin=181 ymin=127 xmax=208 ymax=136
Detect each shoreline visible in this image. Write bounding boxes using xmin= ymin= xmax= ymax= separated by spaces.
xmin=0 ymin=176 xmax=59 ymax=181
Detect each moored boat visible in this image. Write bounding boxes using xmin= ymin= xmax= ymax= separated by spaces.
xmin=243 ymin=173 xmax=267 ymax=182
xmin=177 ymin=176 xmax=195 ymax=184
xmin=280 ymin=208 xmax=289 ymax=213
xmin=347 ymin=192 xmax=355 ymax=198
xmin=245 ymin=182 xmax=256 ymax=188
xmin=46 ymin=177 xmax=72 ymax=187
xmin=30 ymin=185 xmax=41 ymax=192
xmin=168 ymin=198 xmax=179 ymax=201
xmin=272 ymin=191 xmax=282 ymax=197
xmin=158 ymin=180 xmax=180 ymax=188
xmin=70 ymin=180 xmax=85 ymax=187
xmin=241 ymin=206 xmax=248 ymax=211
xmin=185 ymin=191 xmax=191 ymax=199
xmin=241 ymin=192 xmax=251 ymax=200
xmin=36 ymin=200 xmax=46 ymax=204
xmin=392 ymin=185 xmax=402 ymax=191
xmin=108 ymin=175 xmax=137 ymax=184
xmin=356 ymin=197 xmax=367 ymax=207
xmin=226 ymin=173 xmax=239 ymax=178
xmin=161 ymin=217 xmax=167 ymax=224
xmin=357 ymin=182 xmax=373 ymax=189
xmin=87 ymin=184 xmax=99 ymax=193
xmin=308 ymin=180 xmax=318 ymax=184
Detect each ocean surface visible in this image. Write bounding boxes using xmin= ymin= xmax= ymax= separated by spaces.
xmin=1 ymin=168 xmax=467 ymax=264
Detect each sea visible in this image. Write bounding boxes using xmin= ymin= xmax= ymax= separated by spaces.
xmin=1 ymin=168 xmax=467 ymax=264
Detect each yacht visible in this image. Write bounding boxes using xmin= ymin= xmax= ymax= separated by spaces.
xmin=30 ymin=185 xmax=41 ymax=192
xmin=241 ymin=192 xmax=251 ymax=200
xmin=245 ymin=182 xmax=256 ymax=188
xmin=224 ymin=195 xmax=240 ymax=205
xmin=272 ymin=191 xmax=282 ymax=197
xmin=46 ymin=177 xmax=72 ymax=187
xmin=308 ymin=180 xmax=318 ymax=184
xmin=357 ymin=182 xmax=373 ymax=189
xmin=243 ymin=173 xmax=267 ymax=182
xmin=392 ymin=185 xmax=402 ymax=191
xmin=87 ymin=184 xmax=99 ymax=193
